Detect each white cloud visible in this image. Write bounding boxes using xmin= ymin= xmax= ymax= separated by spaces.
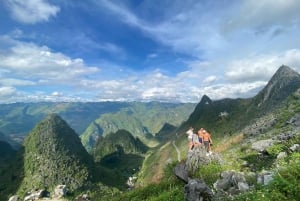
xmin=224 ymin=0 xmax=300 ymax=33
xmin=0 ymin=78 xmax=35 ymax=86
xmin=6 ymin=0 xmax=60 ymax=24
xmin=225 ymin=49 xmax=300 ymax=83
xmin=0 ymin=42 xmax=99 ymax=82
xmin=0 ymin=86 xmax=16 ymax=97
xmin=203 ymin=76 xmax=217 ymax=84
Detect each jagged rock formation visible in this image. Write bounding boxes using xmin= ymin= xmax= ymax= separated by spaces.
xmin=255 ymin=65 xmax=300 ymax=107
xmin=184 ymin=178 xmax=213 ymax=201
xmin=214 ymin=170 xmax=250 ymax=195
xmin=20 ymin=114 xmax=94 ymax=193
xmin=186 ymin=146 xmax=223 ymax=173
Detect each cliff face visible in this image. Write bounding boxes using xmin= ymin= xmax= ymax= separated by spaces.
xmin=253 ymin=65 xmax=300 ymax=108
xmin=20 ymin=114 xmax=94 ymax=193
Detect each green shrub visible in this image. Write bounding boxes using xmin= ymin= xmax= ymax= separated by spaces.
xmin=267 ymin=144 xmax=285 ymax=157
xmin=233 ymin=153 xmax=300 ymax=201
xmin=192 ymin=162 xmax=224 ymax=186
xmin=110 ymin=181 xmax=184 ymax=201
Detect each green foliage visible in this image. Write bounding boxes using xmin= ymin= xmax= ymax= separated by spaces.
xmin=267 ymin=144 xmax=285 ymax=157
xmin=109 ymin=181 xmax=184 ymax=201
xmin=19 ymin=114 xmax=94 ymax=194
xmin=233 ymin=153 xmax=300 ymax=201
xmin=192 ymin=162 xmax=224 ymax=186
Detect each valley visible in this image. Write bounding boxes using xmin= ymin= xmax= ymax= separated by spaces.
xmin=1 ymin=65 xmax=300 ymax=201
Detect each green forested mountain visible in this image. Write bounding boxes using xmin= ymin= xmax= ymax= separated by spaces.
xmin=19 ymin=114 xmax=94 ymax=194
xmin=93 ymin=129 xmax=148 ymax=161
xmin=81 ymin=102 xmax=195 ymax=151
xmin=0 ymin=102 xmax=128 ymax=139
xmin=0 ymin=102 xmax=195 ymax=151
xmin=2 ymin=66 xmax=300 ymax=200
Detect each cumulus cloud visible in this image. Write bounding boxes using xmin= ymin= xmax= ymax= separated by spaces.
xmin=6 ymin=0 xmax=60 ymax=24
xmin=0 ymin=42 xmax=99 ymax=82
xmin=225 ymin=49 xmax=300 ymax=83
xmin=0 ymin=86 xmax=16 ymax=97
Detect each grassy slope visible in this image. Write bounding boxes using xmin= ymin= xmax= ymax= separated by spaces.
xmin=108 ymin=90 xmax=300 ymax=201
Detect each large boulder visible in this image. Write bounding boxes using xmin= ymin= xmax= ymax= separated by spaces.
xmin=186 ymin=146 xmax=223 ymax=173
xmin=251 ymin=139 xmax=274 ymax=152
xmin=257 ymin=170 xmax=274 ymax=185
xmin=184 ymin=178 xmax=213 ymax=201
xmin=290 ymin=144 xmax=300 ymax=152
xmin=174 ymin=163 xmax=189 ymax=183
xmin=8 ymin=195 xmax=18 ymax=201
xmin=54 ymin=185 xmax=67 ymax=197
xmin=214 ymin=170 xmax=249 ymax=195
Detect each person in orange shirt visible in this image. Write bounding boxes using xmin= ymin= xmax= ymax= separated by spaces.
xmin=197 ymin=128 xmax=204 ymax=144
xmin=202 ymin=129 xmax=213 ymax=155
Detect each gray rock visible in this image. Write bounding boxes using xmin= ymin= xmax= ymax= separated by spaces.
xmin=238 ymin=182 xmax=249 ymax=192
xmin=54 ymin=185 xmax=67 ymax=197
xmin=257 ymin=171 xmax=273 ymax=185
xmin=8 ymin=195 xmax=18 ymax=201
xmin=184 ymin=178 xmax=213 ymax=201
xmin=214 ymin=171 xmax=249 ymax=195
xmin=186 ymin=146 xmax=223 ymax=173
xmin=290 ymin=144 xmax=300 ymax=152
xmin=287 ymin=114 xmax=300 ymax=126
xmin=174 ymin=163 xmax=189 ymax=183
xmin=277 ymin=152 xmax=287 ymax=159
xmin=251 ymin=139 xmax=274 ymax=152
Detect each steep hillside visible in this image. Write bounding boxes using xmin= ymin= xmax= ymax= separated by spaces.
xmin=19 ymin=114 xmax=94 ymax=194
xmin=138 ymin=65 xmax=300 ymax=185
xmin=81 ymin=102 xmax=195 ymax=151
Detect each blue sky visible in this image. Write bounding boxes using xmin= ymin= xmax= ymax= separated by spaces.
xmin=0 ymin=0 xmax=300 ymax=103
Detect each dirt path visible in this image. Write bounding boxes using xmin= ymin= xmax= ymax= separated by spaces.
xmin=172 ymin=140 xmax=181 ymax=162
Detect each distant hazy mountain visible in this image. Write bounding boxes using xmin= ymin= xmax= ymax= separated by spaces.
xmin=0 ymin=102 xmax=195 ymax=151
xmin=81 ymin=102 xmax=195 ymax=151
xmin=19 ymin=114 xmax=94 ymax=193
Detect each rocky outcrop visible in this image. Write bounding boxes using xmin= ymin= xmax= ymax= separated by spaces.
xmin=174 ymin=163 xmax=189 ymax=183
xmin=8 ymin=195 xmax=18 ymax=201
xmin=186 ymin=146 xmax=223 ymax=173
xmin=184 ymin=178 xmax=213 ymax=201
xmin=54 ymin=185 xmax=67 ymax=197
xmin=290 ymin=144 xmax=300 ymax=152
xmin=257 ymin=170 xmax=274 ymax=185
xmin=214 ymin=171 xmax=249 ymax=195
xmin=251 ymin=139 xmax=275 ymax=152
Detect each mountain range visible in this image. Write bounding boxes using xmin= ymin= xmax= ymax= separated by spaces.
xmin=1 ymin=65 xmax=300 ymax=201
xmin=0 ymin=102 xmax=195 ymax=151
